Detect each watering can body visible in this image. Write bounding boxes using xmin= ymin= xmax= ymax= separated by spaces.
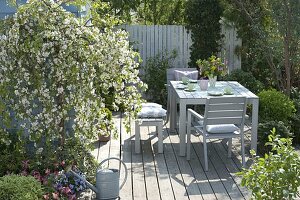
xmin=96 ymin=168 xmax=120 ymax=199
xmin=70 ymin=157 xmax=127 ymax=200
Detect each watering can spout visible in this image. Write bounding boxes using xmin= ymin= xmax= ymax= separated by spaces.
xmin=69 ymin=170 xmax=99 ymax=194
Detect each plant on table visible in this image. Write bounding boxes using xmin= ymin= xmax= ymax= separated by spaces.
xmin=196 ymin=55 xmax=227 ymax=79
xmin=237 ymin=129 xmax=300 ymax=199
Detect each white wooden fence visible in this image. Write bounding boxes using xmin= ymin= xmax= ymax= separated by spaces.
xmin=119 ymin=25 xmax=241 ymax=72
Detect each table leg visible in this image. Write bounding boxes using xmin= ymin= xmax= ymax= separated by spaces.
xmin=179 ymin=101 xmax=186 ymax=156
xmin=251 ymin=99 xmax=259 ymax=152
xmin=170 ymin=87 xmax=176 ymax=133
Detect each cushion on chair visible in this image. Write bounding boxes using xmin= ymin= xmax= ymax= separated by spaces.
xmin=174 ymin=70 xmax=198 ymax=81
xmin=137 ymin=103 xmax=167 ymax=118
xmin=206 ymin=124 xmax=239 ymax=134
xmin=141 ymin=102 xmax=162 ymax=108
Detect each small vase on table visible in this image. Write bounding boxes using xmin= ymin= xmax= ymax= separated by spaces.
xmin=208 ymin=76 xmax=217 ymax=88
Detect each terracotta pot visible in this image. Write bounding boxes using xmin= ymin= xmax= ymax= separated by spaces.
xmin=99 ymin=134 xmax=111 ymax=142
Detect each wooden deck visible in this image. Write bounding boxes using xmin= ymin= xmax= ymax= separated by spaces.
xmin=82 ymin=112 xmax=252 ymax=200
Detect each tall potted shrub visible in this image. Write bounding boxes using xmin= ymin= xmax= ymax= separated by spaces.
xmin=0 ymin=0 xmax=146 ymax=165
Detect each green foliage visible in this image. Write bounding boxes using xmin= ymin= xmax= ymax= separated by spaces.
xmin=137 ymin=0 xmax=186 ymax=25
xmin=222 ymin=69 xmax=264 ymax=94
xmin=0 ymin=131 xmax=26 ymax=176
xmin=185 ymin=0 xmax=223 ymax=68
xmin=238 ymin=129 xmax=300 ymax=200
xmin=258 ymin=121 xmax=291 ymax=155
xmin=141 ymin=51 xmax=177 ymax=107
xmin=0 ymin=175 xmax=44 ymax=200
xmin=258 ymin=89 xmax=295 ymax=123
xmin=89 ymin=0 xmax=186 ymax=25
xmin=290 ymin=87 xmax=300 ymax=144
xmin=221 ymin=0 xmax=300 ymax=94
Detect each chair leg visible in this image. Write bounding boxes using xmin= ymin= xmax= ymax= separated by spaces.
xmin=203 ymin=137 xmax=208 ymax=171
xmin=186 ymin=112 xmax=192 ymax=160
xmin=135 ymin=121 xmax=141 ymax=154
xmin=228 ymin=138 xmax=232 ymax=158
xmin=241 ymin=135 xmax=245 ymax=168
xmin=157 ymin=122 xmax=163 ymax=153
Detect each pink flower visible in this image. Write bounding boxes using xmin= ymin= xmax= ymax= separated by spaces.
xmin=22 ymin=160 xmax=29 ymax=170
xmin=43 ymin=194 xmax=50 ymax=200
xmin=45 ymin=168 xmax=51 ymax=175
xmin=54 ymin=170 xmax=59 ymax=176
xmin=61 ymin=160 xmax=65 ymax=166
xmin=32 ymin=170 xmax=41 ymax=181
xmin=68 ymin=194 xmax=76 ymax=200
xmin=21 ymin=170 xmax=28 ymax=176
xmin=62 ymin=186 xmax=72 ymax=194
xmin=42 ymin=177 xmax=48 ymax=185
xmin=52 ymin=192 xmax=59 ymax=200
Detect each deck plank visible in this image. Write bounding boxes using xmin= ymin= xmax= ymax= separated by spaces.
xmin=214 ymin=141 xmax=250 ymax=199
xmin=192 ymin=135 xmax=231 ymax=200
xmin=119 ymin=114 xmax=133 ymax=200
xmin=148 ymin=126 xmax=176 ymax=200
xmin=206 ymin=139 xmax=245 ymax=200
xmin=167 ymin=129 xmax=204 ymax=200
xmin=140 ymin=126 xmax=161 ymax=200
xmin=163 ymin=129 xmax=190 ymax=200
xmin=82 ymin=114 xmax=253 ymax=200
xmin=131 ymin=122 xmax=147 ymax=200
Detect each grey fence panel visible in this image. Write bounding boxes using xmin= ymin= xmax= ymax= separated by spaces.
xmin=119 ymin=24 xmax=241 ymax=72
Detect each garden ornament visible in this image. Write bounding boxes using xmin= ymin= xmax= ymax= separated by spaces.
xmin=69 ymin=157 xmax=127 ymax=200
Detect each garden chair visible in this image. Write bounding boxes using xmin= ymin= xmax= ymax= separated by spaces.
xmin=166 ymin=68 xmax=198 ymax=123
xmin=186 ymin=97 xmax=247 ymax=171
xmin=135 ymin=103 xmax=167 ymax=154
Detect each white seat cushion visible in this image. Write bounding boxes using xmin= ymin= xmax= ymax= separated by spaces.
xmin=138 ymin=103 xmax=167 ymax=118
xmin=174 ymin=70 xmax=198 ymax=81
xmin=206 ymin=124 xmax=239 ymax=134
xmin=141 ymin=102 xmax=162 ymax=108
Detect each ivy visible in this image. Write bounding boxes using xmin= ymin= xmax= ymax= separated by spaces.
xmin=185 ymin=0 xmax=224 ymax=68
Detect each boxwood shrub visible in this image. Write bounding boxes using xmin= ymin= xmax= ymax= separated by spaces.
xmin=0 ymin=175 xmax=44 ymax=200
xmin=258 ymin=89 xmax=295 ymax=123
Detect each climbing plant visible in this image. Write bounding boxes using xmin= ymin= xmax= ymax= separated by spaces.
xmin=185 ymin=0 xmax=224 ymax=68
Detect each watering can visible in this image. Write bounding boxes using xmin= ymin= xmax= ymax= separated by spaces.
xmin=70 ymin=157 xmax=128 ymax=200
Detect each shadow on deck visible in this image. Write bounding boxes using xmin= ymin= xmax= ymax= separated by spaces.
xmin=79 ymin=112 xmax=252 ymax=200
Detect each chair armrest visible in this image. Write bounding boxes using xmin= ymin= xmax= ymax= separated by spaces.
xmin=187 ymin=108 xmax=204 ymax=121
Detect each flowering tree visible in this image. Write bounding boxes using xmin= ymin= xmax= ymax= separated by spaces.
xmin=0 ymin=0 xmax=145 ymax=161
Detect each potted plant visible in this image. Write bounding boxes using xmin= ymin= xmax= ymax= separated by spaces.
xmin=196 ymin=55 xmax=227 ymax=88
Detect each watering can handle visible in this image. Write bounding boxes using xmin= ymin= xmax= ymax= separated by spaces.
xmin=98 ymin=157 xmax=128 ymax=189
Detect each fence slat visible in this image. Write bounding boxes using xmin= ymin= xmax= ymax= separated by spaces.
xmin=119 ymin=25 xmax=241 ymax=72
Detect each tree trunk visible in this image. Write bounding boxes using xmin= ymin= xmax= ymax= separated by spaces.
xmin=283 ymin=0 xmax=291 ymax=96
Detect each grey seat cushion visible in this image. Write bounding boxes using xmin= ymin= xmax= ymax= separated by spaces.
xmin=137 ymin=103 xmax=167 ymax=118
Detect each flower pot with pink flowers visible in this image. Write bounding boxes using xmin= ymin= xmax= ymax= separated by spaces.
xmin=196 ymin=55 xmax=227 ymax=88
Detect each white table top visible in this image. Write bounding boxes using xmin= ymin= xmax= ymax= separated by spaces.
xmin=170 ymin=81 xmax=258 ymax=100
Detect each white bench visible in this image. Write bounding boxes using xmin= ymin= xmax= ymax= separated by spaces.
xmin=135 ymin=103 xmax=167 ymax=154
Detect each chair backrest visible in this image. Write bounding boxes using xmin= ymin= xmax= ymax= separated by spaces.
xmin=166 ymin=68 xmax=198 ymax=84
xmin=203 ymin=97 xmax=247 ymax=127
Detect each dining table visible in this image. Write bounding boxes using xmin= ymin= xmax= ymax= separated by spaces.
xmin=169 ymin=80 xmax=259 ymax=157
